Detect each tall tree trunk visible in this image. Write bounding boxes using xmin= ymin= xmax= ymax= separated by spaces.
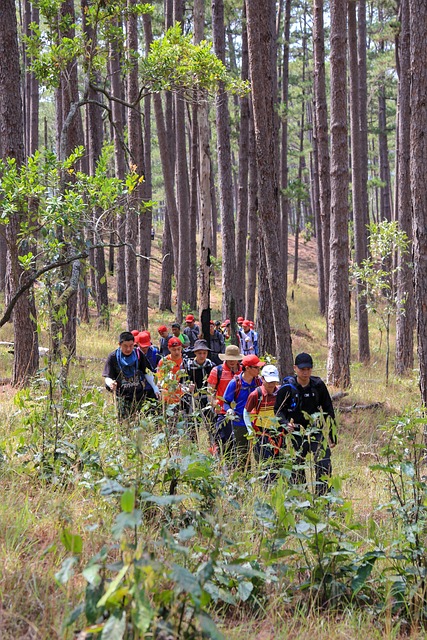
xmin=212 ymin=0 xmax=237 ymax=323
xmin=174 ymin=0 xmax=190 ymax=321
xmin=326 ymin=0 xmax=351 ymax=388
xmin=357 ymin=0 xmax=369 ymax=232
xmin=395 ymin=0 xmax=415 ymax=374
xmin=235 ymin=8 xmax=250 ymax=317
xmin=309 ymin=101 xmax=326 ymax=315
xmin=378 ymin=83 xmax=392 ymax=223
xmin=1 ymin=0 xmax=39 ymax=386
xmin=257 ymin=235 xmax=275 ymax=355
xmin=348 ymin=0 xmax=370 ymax=362
xmin=409 ymin=0 xmax=427 ymax=406
xmin=313 ymin=0 xmax=331 ymax=317
xmin=82 ymin=0 xmax=109 ymax=328
xmin=23 ymin=0 xmax=39 ymax=156
xmin=195 ymin=0 xmax=213 ymax=331
xmin=246 ymin=108 xmax=258 ymax=321
xmin=280 ymin=0 xmax=291 ymax=291
xmin=56 ymin=0 xmax=86 ymax=360
xmin=109 ymin=16 xmax=127 ymax=304
xmin=246 ymin=0 xmax=293 ymax=377
xmin=125 ymin=0 xmax=142 ymax=330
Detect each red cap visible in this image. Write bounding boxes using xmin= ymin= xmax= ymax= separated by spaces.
xmin=141 ymin=330 xmax=151 ymax=340
xmin=237 ymin=316 xmax=244 ymax=323
xmin=249 ymin=321 xmax=255 ymax=329
xmin=221 ymin=319 xmax=230 ymax=327
xmin=136 ymin=332 xmax=151 ymax=347
xmin=242 ymin=355 xmax=265 ymax=368
xmin=158 ymin=325 xmax=168 ymax=333
xmin=131 ymin=330 xmax=139 ymax=337
xmin=168 ymin=337 xmax=182 ymax=348
xmin=185 ymin=314 xmax=195 ymax=322
xmin=242 ymin=320 xmax=251 ymax=328
xmin=209 ymin=320 xmax=215 ymax=325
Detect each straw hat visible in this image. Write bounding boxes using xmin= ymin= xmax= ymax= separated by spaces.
xmin=218 ymin=344 xmax=243 ymax=361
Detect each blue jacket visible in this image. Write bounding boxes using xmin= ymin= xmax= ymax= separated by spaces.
xmin=223 ymin=373 xmax=261 ymax=426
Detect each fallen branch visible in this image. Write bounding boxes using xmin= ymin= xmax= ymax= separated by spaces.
xmin=339 ymin=402 xmax=384 ymax=413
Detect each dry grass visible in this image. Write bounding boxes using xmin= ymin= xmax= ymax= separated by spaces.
xmin=0 ymin=234 xmax=424 ymax=638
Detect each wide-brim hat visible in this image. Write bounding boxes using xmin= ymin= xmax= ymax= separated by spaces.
xmin=218 ymin=344 xmax=244 ymax=361
xmin=193 ymin=339 xmax=210 ymax=352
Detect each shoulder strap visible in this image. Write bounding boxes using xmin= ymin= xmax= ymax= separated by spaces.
xmin=215 ymin=364 xmax=223 ymax=388
xmin=256 ymin=386 xmax=263 ymax=411
xmin=234 ymin=374 xmax=242 ymax=401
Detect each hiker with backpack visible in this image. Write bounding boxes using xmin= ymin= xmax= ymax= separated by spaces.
xmin=244 ymin=364 xmax=284 ymax=480
xmin=103 ymin=331 xmax=160 ymax=420
xmin=274 ymin=352 xmax=337 ymax=496
xmin=183 ymin=314 xmax=200 ymax=348
xmin=136 ymin=332 xmax=162 ymax=400
xmin=207 ymin=344 xmax=244 ymax=455
xmin=223 ymin=354 xmax=264 ymax=470
xmin=208 ymin=320 xmax=226 ymax=365
xmin=182 ymin=339 xmax=216 ymax=439
xmin=238 ymin=320 xmax=259 ymax=356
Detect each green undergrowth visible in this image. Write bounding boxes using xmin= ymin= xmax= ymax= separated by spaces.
xmin=0 ymin=248 xmax=426 ymax=638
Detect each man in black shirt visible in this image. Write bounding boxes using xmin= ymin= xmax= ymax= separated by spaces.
xmin=103 ymin=331 xmax=160 ymax=420
xmin=274 ymin=352 xmax=336 ymax=495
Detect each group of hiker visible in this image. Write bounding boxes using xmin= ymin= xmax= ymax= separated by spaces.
xmin=102 ymin=316 xmax=337 ymax=494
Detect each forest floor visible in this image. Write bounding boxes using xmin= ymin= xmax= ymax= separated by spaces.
xmin=0 ymin=232 xmax=425 ymax=639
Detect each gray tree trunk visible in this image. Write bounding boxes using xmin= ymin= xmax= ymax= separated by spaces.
xmin=0 ymin=0 xmax=39 ymax=386
xmin=246 ymin=0 xmax=293 ymax=377
xmin=348 ymin=0 xmax=370 ymax=362
xmin=326 ymin=0 xmax=351 ymax=388
xmin=124 ymin=0 xmax=142 ymax=330
xmin=313 ymin=0 xmax=331 ymax=317
xmin=395 ymin=0 xmax=415 ymax=375
xmin=279 ymin=0 xmax=291 ymax=292
xmin=109 ymin=16 xmax=127 ymax=304
xmin=409 ymin=0 xmax=427 ymax=406
xmin=246 ymin=108 xmax=258 ymax=321
xmin=235 ymin=11 xmax=250 ymax=317
xmin=212 ymin=0 xmax=237 ymax=322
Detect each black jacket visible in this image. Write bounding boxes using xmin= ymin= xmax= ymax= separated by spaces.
xmin=274 ymin=375 xmax=336 ymax=442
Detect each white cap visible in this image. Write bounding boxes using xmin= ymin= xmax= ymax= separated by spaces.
xmin=261 ymin=364 xmax=280 ymax=383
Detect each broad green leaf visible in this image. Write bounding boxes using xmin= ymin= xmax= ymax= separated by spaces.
xmin=133 ymin=591 xmax=153 ymax=633
xmin=121 ymin=488 xmax=135 ymax=513
xmin=171 ymin=563 xmax=201 ymax=597
xmin=97 ymin=565 xmax=129 ymax=608
xmin=178 ymin=525 xmax=196 ymax=541
xmin=60 ymin=528 xmax=83 ymax=555
xmin=100 ymin=612 xmax=126 ymax=640
xmin=197 ymin=612 xmax=225 ymax=639
xmin=63 ymin=603 xmax=84 ymax=628
xmin=111 ymin=510 xmax=142 ymax=539
xmin=83 ymin=564 xmax=102 ymax=586
xmin=237 ymin=580 xmax=253 ymax=601
xmin=55 ymin=556 xmax=77 ymax=585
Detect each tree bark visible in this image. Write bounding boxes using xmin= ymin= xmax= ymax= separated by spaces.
xmin=0 ymin=0 xmax=39 ymax=386
xmin=313 ymin=0 xmax=331 ymax=316
xmin=109 ymin=15 xmax=127 ymax=304
xmin=246 ymin=108 xmax=258 ymax=321
xmin=395 ymin=0 xmax=415 ymax=374
xmin=279 ymin=0 xmax=291 ymax=292
xmin=409 ymin=0 xmax=427 ymax=406
xmin=212 ymin=0 xmax=237 ymax=322
xmin=125 ymin=0 xmax=142 ymax=330
xmin=326 ymin=0 xmax=351 ymax=388
xmin=348 ymin=0 xmax=370 ymax=362
xmin=246 ymin=0 xmax=293 ymax=377
xmin=235 ymin=9 xmax=250 ymax=316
